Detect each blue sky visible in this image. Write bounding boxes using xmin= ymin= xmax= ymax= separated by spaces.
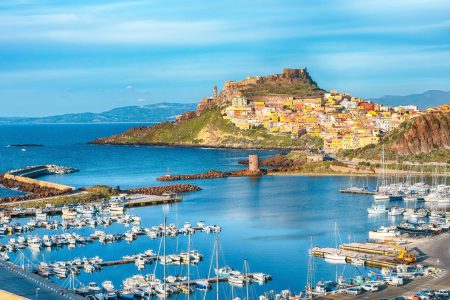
xmin=1 ymin=0 xmax=450 ymax=116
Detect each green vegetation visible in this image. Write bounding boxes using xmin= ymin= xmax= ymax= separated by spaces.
xmin=97 ymin=107 xmax=324 ymax=149
xmin=18 ymin=185 xmax=118 ymax=208
xmin=242 ymin=83 xmax=323 ymax=97
xmin=338 ymin=111 xmax=450 ymax=163
xmin=269 ymin=161 xmax=348 ymax=175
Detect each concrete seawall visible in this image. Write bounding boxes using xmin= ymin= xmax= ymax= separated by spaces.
xmin=3 ymin=173 xmax=75 ymax=191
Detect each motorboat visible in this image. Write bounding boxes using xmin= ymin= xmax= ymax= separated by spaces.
xmin=388 ymin=206 xmax=405 ymax=216
xmin=367 ymin=204 xmax=388 ymax=214
xmin=368 ymin=226 xmax=400 ymax=240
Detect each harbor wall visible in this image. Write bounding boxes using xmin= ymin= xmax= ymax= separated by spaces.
xmin=3 ymin=173 xmax=75 ymax=191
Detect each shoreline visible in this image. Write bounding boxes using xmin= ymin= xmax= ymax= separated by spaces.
xmin=89 ymin=141 xmax=307 ymax=151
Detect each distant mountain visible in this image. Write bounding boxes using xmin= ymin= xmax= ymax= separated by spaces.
xmin=0 ymin=102 xmax=197 ymax=124
xmin=372 ymin=90 xmax=450 ymax=109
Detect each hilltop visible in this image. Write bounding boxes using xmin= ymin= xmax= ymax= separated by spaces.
xmin=93 ymin=68 xmax=447 ymax=158
xmin=0 ymin=102 xmax=196 ymax=124
xmin=338 ymin=108 xmax=450 ymax=162
xmin=93 ymin=68 xmax=324 ymax=149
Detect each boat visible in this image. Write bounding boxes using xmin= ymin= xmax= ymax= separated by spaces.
xmin=367 ymin=204 xmax=388 ymax=214
xmin=252 ymin=272 xmax=271 ymax=283
xmin=87 ymin=282 xmax=102 ymax=293
xmin=195 ymin=279 xmax=211 ymax=290
xmin=228 ymin=275 xmax=245 ymax=286
xmin=324 ymin=252 xmax=347 ymax=263
xmin=388 ymin=206 xmax=405 ymax=216
xmin=117 ymin=289 xmax=134 ymax=299
xmin=368 ymin=226 xmax=400 ymax=240
xmin=373 ymin=193 xmax=390 ymax=201
xmin=215 ymin=266 xmax=241 ymax=278
xmin=84 ymin=263 xmax=95 ymax=273
xmin=323 ymin=222 xmax=346 ymax=263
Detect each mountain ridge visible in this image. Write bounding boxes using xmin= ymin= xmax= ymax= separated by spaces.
xmin=371 ymin=90 xmax=450 ymax=109
xmin=0 ymin=102 xmax=197 ymax=124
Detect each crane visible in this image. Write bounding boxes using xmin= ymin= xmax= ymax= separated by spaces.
xmin=383 ymin=241 xmax=416 ymax=264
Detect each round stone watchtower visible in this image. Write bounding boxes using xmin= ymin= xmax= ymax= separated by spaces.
xmin=248 ymin=154 xmax=260 ymax=172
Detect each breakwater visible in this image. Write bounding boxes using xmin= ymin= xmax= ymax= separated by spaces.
xmin=123 ymin=184 xmax=202 ymax=195
xmin=0 ymin=174 xmax=72 ymax=204
xmin=157 ymin=169 xmax=265 ymax=181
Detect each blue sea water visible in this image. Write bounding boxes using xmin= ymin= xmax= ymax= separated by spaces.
xmin=0 ymin=124 xmax=419 ymax=299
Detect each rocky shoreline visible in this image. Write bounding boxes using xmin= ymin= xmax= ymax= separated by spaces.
xmin=156 ymin=169 xmax=266 ymax=181
xmin=90 ymin=140 xmax=307 ymax=151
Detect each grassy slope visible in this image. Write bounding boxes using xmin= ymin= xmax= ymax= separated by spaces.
xmin=96 ymin=107 xmax=323 ymax=149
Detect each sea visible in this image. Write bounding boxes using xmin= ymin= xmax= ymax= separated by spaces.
xmin=0 ymin=124 xmax=429 ymax=299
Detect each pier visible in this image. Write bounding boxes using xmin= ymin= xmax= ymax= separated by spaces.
xmin=339 ymin=189 xmax=375 ymax=195
xmin=124 ymin=194 xmax=181 ymax=208
xmin=312 ymin=246 xmax=399 ymax=269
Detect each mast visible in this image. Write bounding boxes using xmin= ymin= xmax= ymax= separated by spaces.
xmin=245 ymin=259 xmax=249 ymax=300
xmin=163 ymin=213 xmax=166 ymax=296
xmin=162 ymin=204 xmax=169 ymax=296
xmin=187 ymin=231 xmax=191 ymax=300
xmin=216 ymin=233 xmax=219 ymax=300
xmin=306 ymin=236 xmax=315 ymax=295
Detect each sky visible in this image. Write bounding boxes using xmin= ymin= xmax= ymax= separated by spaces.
xmin=0 ymin=0 xmax=450 ymax=116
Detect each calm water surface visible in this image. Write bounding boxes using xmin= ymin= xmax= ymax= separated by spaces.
xmin=0 ymin=124 xmax=424 ymax=299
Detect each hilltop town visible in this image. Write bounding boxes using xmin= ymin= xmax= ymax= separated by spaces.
xmin=93 ymin=68 xmax=450 ymax=157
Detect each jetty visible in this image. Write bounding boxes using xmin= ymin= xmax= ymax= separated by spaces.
xmin=312 ymin=244 xmax=400 ymax=269
xmin=339 ymin=189 xmax=375 ymax=195
xmin=124 ymin=194 xmax=181 ymax=208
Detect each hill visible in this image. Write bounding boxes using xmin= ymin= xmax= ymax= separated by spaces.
xmin=338 ymin=109 xmax=450 ymax=162
xmin=93 ymin=68 xmax=325 ymax=149
xmin=92 ymin=106 xmax=323 ymax=149
xmin=372 ymin=90 xmax=450 ymax=109
xmin=0 ymin=102 xmax=197 ymax=124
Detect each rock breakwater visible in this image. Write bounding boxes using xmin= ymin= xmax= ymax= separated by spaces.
xmin=157 ymin=169 xmax=265 ymax=181
xmin=123 ymin=184 xmax=202 ymax=195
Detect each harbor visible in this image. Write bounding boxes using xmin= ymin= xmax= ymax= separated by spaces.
xmin=0 ymin=151 xmax=449 ymax=299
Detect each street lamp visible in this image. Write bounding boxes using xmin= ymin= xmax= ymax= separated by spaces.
xmin=35 ymin=288 xmax=40 ymax=300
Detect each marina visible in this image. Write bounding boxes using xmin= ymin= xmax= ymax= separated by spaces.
xmin=0 ymin=124 xmax=449 ymax=299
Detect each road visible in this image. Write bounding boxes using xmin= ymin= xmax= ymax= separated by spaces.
xmin=0 ymin=261 xmax=83 ymax=300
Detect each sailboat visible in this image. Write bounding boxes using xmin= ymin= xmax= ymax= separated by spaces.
xmin=374 ymin=145 xmax=391 ymax=201
xmin=323 ymin=223 xmax=346 ymax=263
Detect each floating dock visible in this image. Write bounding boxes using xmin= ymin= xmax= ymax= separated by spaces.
xmin=339 ymin=189 xmax=375 ymax=195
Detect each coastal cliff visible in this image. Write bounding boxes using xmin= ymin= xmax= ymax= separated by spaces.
xmin=338 ymin=110 xmax=450 ymax=162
